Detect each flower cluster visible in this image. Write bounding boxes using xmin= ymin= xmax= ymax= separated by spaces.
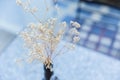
xmin=70 ymin=21 xmax=80 ymax=43
xmin=20 ymin=18 xmax=80 ymax=69
xmin=17 ymin=0 xmax=81 ymax=69
xmin=16 ymin=0 xmax=38 ymax=12
xmin=64 ymin=21 xmax=81 ymax=44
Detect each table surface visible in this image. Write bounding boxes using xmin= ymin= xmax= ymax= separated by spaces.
xmin=0 ymin=37 xmax=120 ymax=80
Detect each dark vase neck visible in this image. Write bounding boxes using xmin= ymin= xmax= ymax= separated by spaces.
xmin=44 ymin=64 xmax=53 ymax=80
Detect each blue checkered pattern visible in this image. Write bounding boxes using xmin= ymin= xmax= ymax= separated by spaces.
xmin=62 ymin=1 xmax=120 ymax=60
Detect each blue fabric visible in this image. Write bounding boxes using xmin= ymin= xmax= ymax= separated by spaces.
xmin=0 ymin=37 xmax=120 ymax=80
xmin=62 ymin=1 xmax=120 ymax=60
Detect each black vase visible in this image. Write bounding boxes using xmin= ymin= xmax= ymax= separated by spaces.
xmin=44 ymin=64 xmax=53 ymax=80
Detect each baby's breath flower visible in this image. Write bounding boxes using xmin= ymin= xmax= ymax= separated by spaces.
xmin=20 ymin=18 xmax=74 ymax=68
xmin=20 ymin=18 xmax=81 ymax=69
xmin=73 ymin=36 xmax=80 ymax=43
xmin=28 ymin=23 xmax=36 ymax=29
xmin=30 ymin=7 xmax=38 ymax=13
xmin=70 ymin=21 xmax=80 ymax=28
xmin=17 ymin=0 xmax=81 ymax=69
xmin=61 ymin=21 xmax=67 ymax=28
xmin=69 ymin=28 xmax=79 ymax=35
xmin=48 ymin=18 xmax=57 ymax=25
xmin=16 ymin=0 xmax=22 ymax=5
xmin=75 ymin=31 xmax=80 ymax=36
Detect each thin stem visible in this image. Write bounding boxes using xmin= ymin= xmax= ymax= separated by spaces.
xmin=44 ymin=43 xmax=50 ymax=57
xmin=26 ymin=0 xmax=41 ymax=23
xmin=49 ymin=33 xmax=53 ymax=58
xmin=52 ymin=45 xmax=66 ymax=60
xmin=43 ymin=0 xmax=50 ymax=20
xmin=31 ymin=12 xmax=41 ymax=23
xmin=44 ymin=0 xmax=49 ymax=11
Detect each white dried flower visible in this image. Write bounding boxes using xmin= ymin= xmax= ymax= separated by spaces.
xmin=48 ymin=18 xmax=57 ymax=25
xmin=20 ymin=18 xmax=73 ymax=68
xmin=20 ymin=19 xmax=81 ymax=69
xmin=73 ymin=36 xmax=80 ymax=43
xmin=70 ymin=21 xmax=80 ymax=28
xmin=61 ymin=21 xmax=67 ymax=27
xmin=28 ymin=23 xmax=36 ymax=29
xmin=75 ymin=31 xmax=80 ymax=35
xmin=16 ymin=0 xmax=22 ymax=5
xmin=31 ymin=7 xmax=38 ymax=13
xmin=69 ymin=28 xmax=79 ymax=35
xmin=17 ymin=0 xmax=81 ymax=69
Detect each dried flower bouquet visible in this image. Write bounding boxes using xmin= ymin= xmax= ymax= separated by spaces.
xmin=16 ymin=0 xmax=80 ymax=80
